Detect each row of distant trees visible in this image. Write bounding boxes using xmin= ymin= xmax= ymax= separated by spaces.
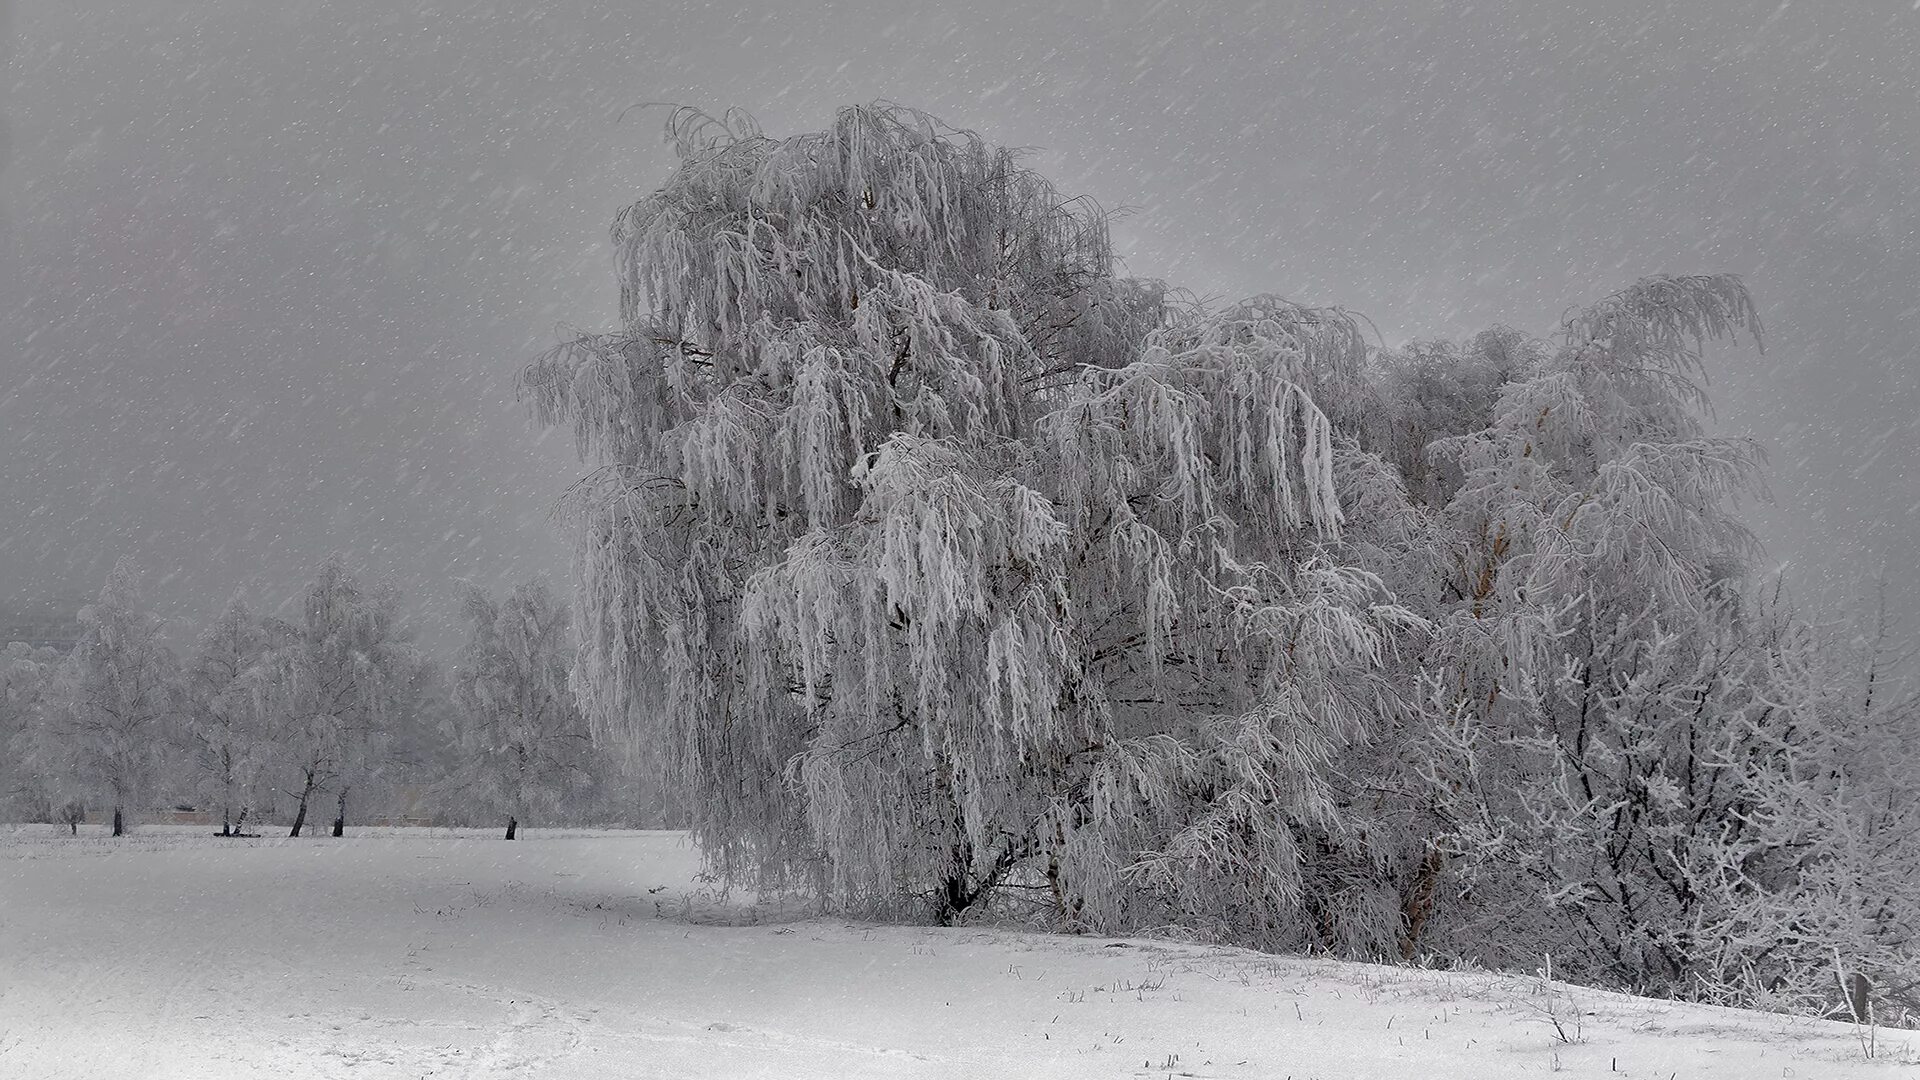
xmin=0 ymin=556 xmax=622 ymax=839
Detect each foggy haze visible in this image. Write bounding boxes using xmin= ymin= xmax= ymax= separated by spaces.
xmin=6 ymin=0 xmax=1916 ymax=646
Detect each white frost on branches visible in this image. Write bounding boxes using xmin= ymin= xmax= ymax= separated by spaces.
xmin=526 ymin=103 xmax=1917 ymax=1015
xmin=39 ymin=558 xmax=178 ymax=833
xmin=446 ymin=580 xmax=592 ymax=836
xmin=525 ymin=105 xmax=1407 ymax=935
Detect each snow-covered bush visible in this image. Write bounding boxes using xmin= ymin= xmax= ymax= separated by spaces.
xmin=1677 ymin=591 xmax=1920 ymax=1016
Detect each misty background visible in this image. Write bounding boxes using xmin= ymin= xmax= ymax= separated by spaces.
xmin=4 ymin=0 xmax=1916 ymax=650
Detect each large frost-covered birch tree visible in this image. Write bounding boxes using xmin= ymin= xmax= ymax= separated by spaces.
xmin=525 ymin=105 xmax=1422 ymax=935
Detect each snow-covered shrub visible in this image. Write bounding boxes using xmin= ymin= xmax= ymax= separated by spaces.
xmin=1679 ymin=592 xmax=1920 ymax=1016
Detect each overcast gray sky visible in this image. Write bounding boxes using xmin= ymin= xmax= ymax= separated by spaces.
xmin=5 ymin=0 xmax=1917 ymax=649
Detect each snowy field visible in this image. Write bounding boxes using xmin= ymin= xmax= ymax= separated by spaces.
xmin=0 ymin=827 xmax=1906 ymax=1079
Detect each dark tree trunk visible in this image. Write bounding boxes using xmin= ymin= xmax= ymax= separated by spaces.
xmin=219 ymin=749 xmax=235 ymax=838
xmin=932 ymin=772 xmax=977 ymax=926
xmin=1399 ymin=847 xmax=1446 ymax=961
xmin=291 ymin=770 xmax=318 ymax=837
xmin=505 ymin=817 xmax=518 ymax=840
xmin=1847 ymin=971 xmax=1873 ymax=1023
xmin=332 ymin=788 xmax=347 ymax=837
xmin=933 ymin=837 xmax=1018 ymax=925
xmin=937 ymin=874 xmax=973 ymax=925
xmin=112 ymin=807 xmax=124 ymax=837
xmin=68 ymin=820 xmax=77 ymax=837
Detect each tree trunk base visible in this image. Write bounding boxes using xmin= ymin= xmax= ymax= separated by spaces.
xmin=112 ymin=808 xmax=124 ymax=837
xmin=505 ymin=817 xmax=518 ymax=840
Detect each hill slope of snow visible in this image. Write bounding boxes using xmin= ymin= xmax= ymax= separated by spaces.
xmin=0 ymin=826 xmax=1905 ymax=1078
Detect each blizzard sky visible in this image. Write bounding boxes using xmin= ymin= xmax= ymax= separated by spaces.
xmin=4 ymin=1 xmax=1917 ymax=649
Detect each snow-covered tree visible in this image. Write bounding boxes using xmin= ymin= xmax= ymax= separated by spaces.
xmin=1 ymin=641 xmax=64 ymax=822
xmin=260 ymin=556 xmax=416 ymax=837
xmin=447 ymin=580 xmax=591 ymax=839
xmin=178 ymin=593 xmax=272 ymax=835
xmin=374 ymin=656 xmax=458 ymax=825
xmin=1343 ymin=279 xmax=1920 ymax=1012
xmin=520 ymin=102 xmax=1914 ymax=1015
xmin=1403 ymin=277 xmax=1776 ymax=989
xmin=524 ymin=105 xmax=1421 ymax=935
xmin=38 ymin=559 xmax=179 ymax=836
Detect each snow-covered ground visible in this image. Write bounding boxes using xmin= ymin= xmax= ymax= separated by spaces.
xmin=0 ymin=826 xmax=1904 ymax=1078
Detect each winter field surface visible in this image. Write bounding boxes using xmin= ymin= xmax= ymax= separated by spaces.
xmin=0 ymin=827 xmax=1905 ymax=1079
